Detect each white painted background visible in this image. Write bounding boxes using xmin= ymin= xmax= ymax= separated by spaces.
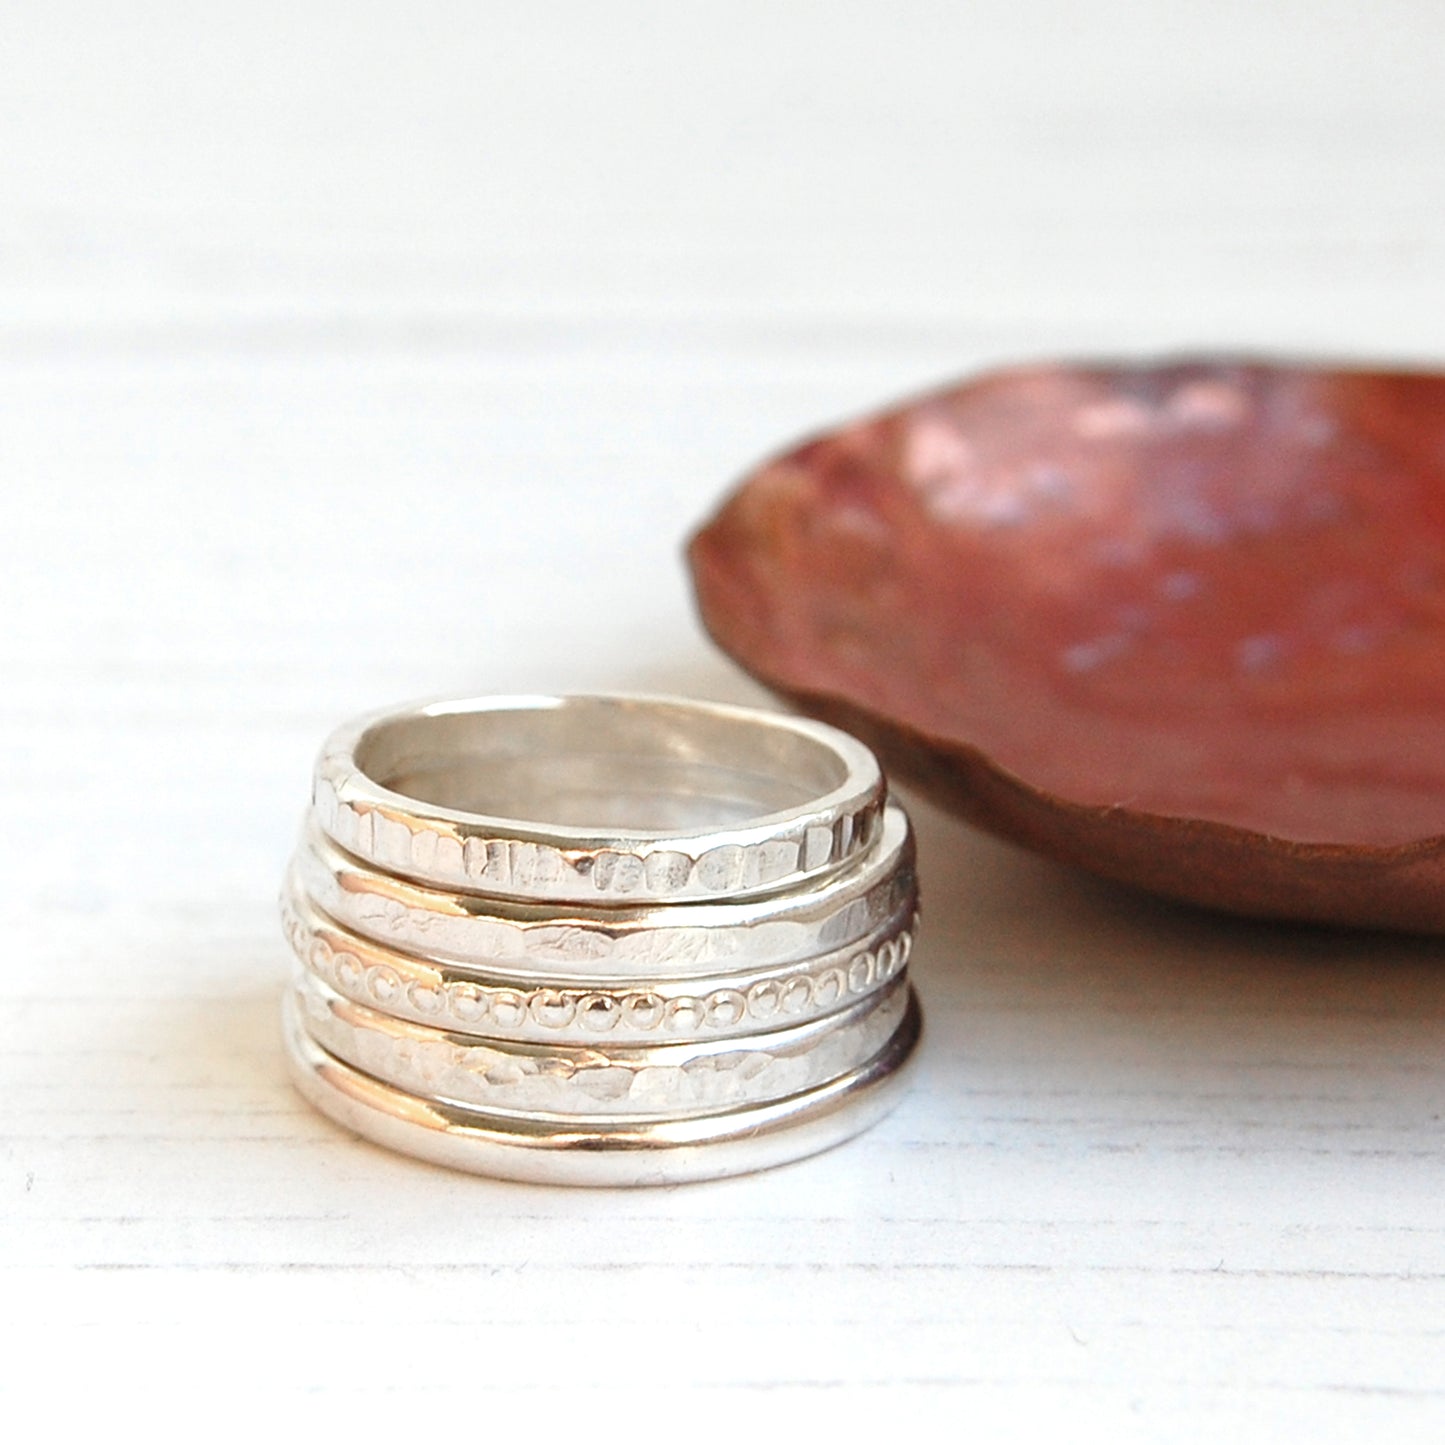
xmin=4 ymin=2 xmax=1445 ymax=1436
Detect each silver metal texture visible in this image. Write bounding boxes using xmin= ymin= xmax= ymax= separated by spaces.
xmin=281 ymin=693 xmax=923 ymax=1185
xmin=282 ymin=881 xmax=917 ymax=1044
xmin=283 ymin=990 xmax=922 ymax=1186
xmin=291 ymin=968 xmax=912 ymax=1117
xmin=313 ymin=693 xmax=886 ymax=905
xmin=290 ymin=805 xmax=915 ymax=975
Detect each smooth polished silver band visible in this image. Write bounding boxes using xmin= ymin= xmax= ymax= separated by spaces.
xmin=281 ymin=693 xmax=922 ymax=1185
xmin=313 ymin=694 xmax=886 ymax=904
xmin=284 ymin=994 xmax=921 ymax=1187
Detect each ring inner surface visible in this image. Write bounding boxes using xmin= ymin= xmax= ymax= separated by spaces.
xmin=354 ymin=701 xmax=850 ymax=832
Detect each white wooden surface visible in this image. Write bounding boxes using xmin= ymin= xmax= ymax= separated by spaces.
xmin=4 ymin=2 xmax=1445 ymax=1435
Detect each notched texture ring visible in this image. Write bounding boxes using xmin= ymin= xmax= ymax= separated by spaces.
xmin=313 ymin=694 xmax=885 ymax=904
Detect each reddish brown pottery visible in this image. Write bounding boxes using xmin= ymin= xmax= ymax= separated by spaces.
xmin=688 ymin=360 xmax=1445 ymax=933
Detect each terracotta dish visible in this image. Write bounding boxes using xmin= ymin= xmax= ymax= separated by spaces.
xmin=688 ymin=360 xmax=1445 ymax=932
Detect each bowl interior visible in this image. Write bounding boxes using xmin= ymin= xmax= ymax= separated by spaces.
xmin=691 ymin=362 xmax=1445 ymax=847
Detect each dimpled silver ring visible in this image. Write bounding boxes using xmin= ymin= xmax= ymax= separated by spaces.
xmin=281 ymin=693 xmax=922 ymax=1185
xmin=290 ymin=971 xmax=913 ymax=1120
xmin=281 ymin=882 xmax=917 ymax=1044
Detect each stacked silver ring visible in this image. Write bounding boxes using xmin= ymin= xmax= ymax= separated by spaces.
xmin=280 ymin=694 xmax=922 ymax=1185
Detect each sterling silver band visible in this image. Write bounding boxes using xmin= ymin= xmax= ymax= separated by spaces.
xmin=283 ymin=881 xmax=916 ymax=1044
xmin=291 ymin=970 xmax=912 ymax=1119
xmin=281 ymin=693 xmax=922 ymax=1185
xmin=291 ymin=804 xmax=914 ymax=976
xmin=283 ymin=990 xmax=921 ymax=1186
xmin=313 ymin=694 xmax=885 ymax=904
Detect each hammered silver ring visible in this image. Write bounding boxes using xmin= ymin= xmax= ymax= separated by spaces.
xmin=281 ymin=693 xmax=923 ymax=1185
